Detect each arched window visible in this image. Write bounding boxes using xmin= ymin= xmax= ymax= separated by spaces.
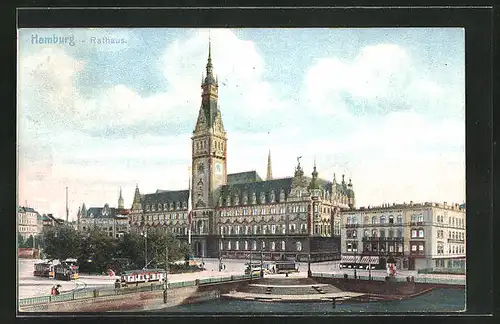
xmin=364 ymin=229 xmax=369 ymax=237
xmin=372 ymin=216 xmax=377 ymax=224
xmin=252 ymin=240 xmax=257 ymax=250
xmin=235 ymin=241 xmax=239 ymax=250
xmin=397 ymin=215 xmax=403 ymax=224
xmin=389 ymin=215 xmax=394 ymax=224
xmin=380 ymin=216 xmax=386 ymax=224
xmin=271 ymin=242 xmax=276 ymax=251
xmin=281 ymin=241 xmax=286 ymax=250
xmin=379 ymin=229 xmax=386 ymax=237
xmin=296 ymin=241 xmax=302 ymax=251
xmin=418 ymin=229 xmax=424 ymax=238
xmin=364 ymin=216 xmax=369 ymax=224
xmin=220 ymin=240 xmax=223 ymax=250
xmin=227 ymin=241 xmax=232 ymax=250
xmin=388 ymin=229 xmax=394 ymax=238
xmin=372 ymin=229 xmax=377 ymax=237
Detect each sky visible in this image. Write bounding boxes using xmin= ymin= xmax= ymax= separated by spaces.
xmin=17 ymin=28 xmax=465 ymax=220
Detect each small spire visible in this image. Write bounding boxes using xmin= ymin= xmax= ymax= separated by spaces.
xmin=333 ymin=173 xmax=337 ymax=183
xmin=266 ymin=149 xmax=273 ymax=181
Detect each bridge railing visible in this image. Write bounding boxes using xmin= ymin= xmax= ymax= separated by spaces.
xmin=311 ymin=272 xmax=465 ymax=285
xmin=19 ymin=273 xmax=258 ymax=307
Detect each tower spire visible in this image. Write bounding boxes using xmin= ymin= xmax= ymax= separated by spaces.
xmin=118 ymin=186 xmax=124 ymax=209
xmin=266 ymin=149 xmax=273 ymax=181
xmin=206 ymin=32 xmax=213 ymax=77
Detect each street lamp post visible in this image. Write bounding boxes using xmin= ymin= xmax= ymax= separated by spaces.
xmin=163 ymin=233 xmax=168 ymax=304
xmin=219 ymin=232 xmax=224 ymax=271
xmin=260 ymin=240 xmax=264 ymax=278
xmin=141 ymin=229 xmax=148 ymax=269
xmin=307 ymin=236 xmax=312 ymax=278
xmin=354 ymin=248 xmax=357 ymax=279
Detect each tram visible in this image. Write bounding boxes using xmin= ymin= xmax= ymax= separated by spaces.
xmin=275 ymin=261 xmax=299 ymax=274
xmin=33 ymin=261 xmax=54 ymax=277
xmin=116 ymin=269 xmax=166 ymax=288
xmin=54 ymin=261 xmax=79 ymax=281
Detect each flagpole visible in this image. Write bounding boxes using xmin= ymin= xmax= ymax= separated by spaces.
xmin=188 ymin=166 xmax=192 ymax=246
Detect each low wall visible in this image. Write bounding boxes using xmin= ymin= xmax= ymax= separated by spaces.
xmin=312 ymin=274 xmax=464 ymax=299
xmin=19 ymin=280 xmax=249 ymax=312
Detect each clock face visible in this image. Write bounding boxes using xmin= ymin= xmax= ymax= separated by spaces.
xmin=215 ymin=162 xmax=223 ymax=175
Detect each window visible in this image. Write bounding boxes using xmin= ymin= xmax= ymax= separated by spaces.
xmin=364 ymin=216 xmax=369 ymax=224
xmin=235 ymin=241 xmax=239 ymax=250
xmin=364 ymin=230 xmax=369 ymax=237
xmin=252 ymin=240 xmax=257 ymax=250
xmin=418 ymin=245 xmax=424 ymax=251
xmin=261 ymin=241 xmax=266 ymax=249
xmin=281 ymin=241 xmax=286 ymax=250
xmin=271 ymin=224 xmax=276 ymax=234
xmin=244 ymin=241 xmax=248 ymax=250
xmin=227 ymin=241 xmax=232 ymax=250
xmin=220 ymin=240 xmax=223 ymax=250
xmin=411 ymin=229 xmax=417 ymax=238
xmin=372 ymin=229 xmax=377 ymax=237
xmin=372 ymin=216 xmax=377 ymax=224
xmin=282 ymin=224 xmax=286 ymax=234
xmin=271 ymin=242 xmax=276 ymax=251
xmin=397 ymin=215 xmax=403 ymax=224
xmin=380 ymin=216 xmax=386 ymax=224
xmin=418 ymin=229 xmax=424 ymax=238
xmin=380 ymin=229 xmax=385 ymax=237
xmin=411 ymin=245 xmax=417 ymax=251
xmin=388 ymin=229 xmax=394 ymax=238
xmin=389 ymin=215 xmax=394 ymax=224
xmin=418 ymin=214 xmax=424 ymax=222
xmin=296 ymin=241 xmax=302 ymax=251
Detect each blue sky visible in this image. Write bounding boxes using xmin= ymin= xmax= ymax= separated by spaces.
xmin=17 ymin=28 xmax=465 ymax=219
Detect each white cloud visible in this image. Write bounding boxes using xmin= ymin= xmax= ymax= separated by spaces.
xmin=303 ymin=44 xmax=459 ymax=118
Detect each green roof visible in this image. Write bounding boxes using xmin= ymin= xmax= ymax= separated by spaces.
xmin=227 ymin=171 xmax=263 ymax=185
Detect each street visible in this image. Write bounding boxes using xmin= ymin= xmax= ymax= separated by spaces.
xmin=18 ymin=258 xmax=463 ymax=300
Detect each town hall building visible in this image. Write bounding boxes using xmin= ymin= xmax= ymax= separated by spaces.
xmin=128 ymin=42 xmax=356 ymax=261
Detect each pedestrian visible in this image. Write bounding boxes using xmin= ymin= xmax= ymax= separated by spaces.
xmin=55 ymin=285 xmax=61 ymax=295
xmin=50 ymin=285 xmax=56 ymax=296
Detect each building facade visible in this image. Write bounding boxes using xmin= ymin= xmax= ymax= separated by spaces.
xmin=129 ymin=43 xmax=355 ymax=260
xmin=78 ymin=188 xmax=130 ymax=238
xmin=17 ymin=206 xmax=41 ymax=239
xmin=339 ymin=201 xmax=466 ymax=271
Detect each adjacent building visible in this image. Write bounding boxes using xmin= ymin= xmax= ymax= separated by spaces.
xmin=339 ymin=201 xmax=466 ymax=271
xmin=78 ymin=188 xmax=130 ymax=238
xmin=128 ymin=43 xmax=355 ymax=261
xmin=17 ymin=206 xmax=41 ymax=239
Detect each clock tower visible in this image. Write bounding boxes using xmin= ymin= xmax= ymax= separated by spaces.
xmin=191 ymin=39 xmax=227 ymax=211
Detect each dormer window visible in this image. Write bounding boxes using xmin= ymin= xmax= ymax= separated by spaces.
xmin=242 ymin=192 xmax=248 ymax=205
xmin=260 ymin=192 xmax=266 ymax=204
xmin=146 ymin=205 xmax=150 ymax=211
xmin=158 ymin=204 xmax=162 ymax=211
xmin=280 ymin=189 xmax=285 ymax=201
xmin=164 ymin=203 xmax=168 ymax=210
xmin=270 ymin=190 xmax=275 ymax=203
xmin=251 ymin=192 xmax=257 ymax=204
xmin=226 ymin=197 xmax=231 ymax=207
xmin=234 ymin=194 xmax=239 ymax=206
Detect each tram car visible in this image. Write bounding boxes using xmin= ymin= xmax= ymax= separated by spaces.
xmin=275 ymin=261 xmax=299 ymax=274
xmin=117 ymin=269 xmax=166 ymax=288
xmin=54 ymin=260 xmax=79 ymax=281
xmin=33 ymin=261 xmax=54 ymax=277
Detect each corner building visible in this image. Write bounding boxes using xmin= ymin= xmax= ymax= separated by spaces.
xmin=129 ymin=43 xmax=355 ymax=261
xmin=340 ymin=202 xmax=466 ymax=271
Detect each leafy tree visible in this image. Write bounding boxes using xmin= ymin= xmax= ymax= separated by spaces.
xmin=41 ymin=225 xmax=83 ymax=261
xmin=77 ymin=228 xmax=118 ymax=273
xmin=18 ymin=234 xmax=26 ymax=248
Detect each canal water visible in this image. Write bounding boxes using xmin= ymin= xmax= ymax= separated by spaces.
xmin=163 ymin=288 xmax=465 ymax=313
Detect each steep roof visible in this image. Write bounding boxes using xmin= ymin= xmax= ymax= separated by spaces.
xmin=219 ymin=177 xmax=293 ymax=204
xmin=227 ymin=171 xmax=263 ymax=185
xmin=142 ymin=190 xmax=190 ymax=205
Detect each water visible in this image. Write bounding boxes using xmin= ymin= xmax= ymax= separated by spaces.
xmin=161 ymin=288 xmax=465 ymax=314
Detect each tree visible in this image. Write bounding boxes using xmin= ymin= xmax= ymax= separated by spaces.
xmin=77 ymin=228 xmax=118 ymax=273
xmin=41 ymin=225 xmax=83 ymax=261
